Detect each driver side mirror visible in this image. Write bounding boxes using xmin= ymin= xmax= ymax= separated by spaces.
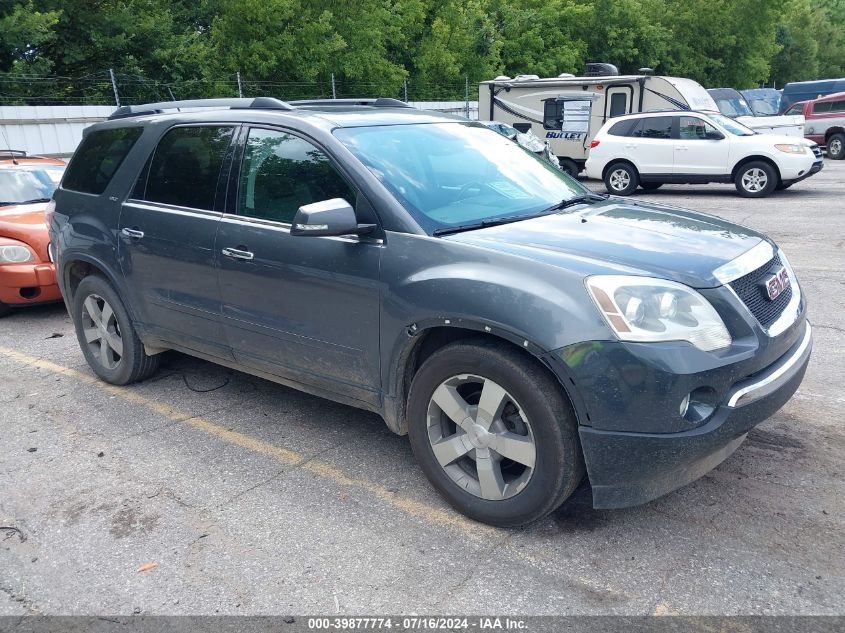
xmin=705 ymin=130 xmax=725 ymax=140
xmin=290 ymin=198 xmax=376 ymax=237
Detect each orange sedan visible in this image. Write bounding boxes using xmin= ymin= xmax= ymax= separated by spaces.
xmin=0 ymin=151 xmax=66 ymax=317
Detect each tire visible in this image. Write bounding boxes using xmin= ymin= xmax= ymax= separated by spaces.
xmin=559 ymin=159 xmax=580 ymax=178
xmin=71 ymin=275 xmax=160 ymax=385
xmin=640 ymin=182 xmax=663 ymax=191
xmin=734 ymin=161 xmax=777 ymax=198
xmin=407 ymin=339 xmax=584 ymax=527
xmin=0 ymin=301 xmax=11 ymax=318
xmin=603 ymin=162 xmax=639 ymax=195
xmin=827 ymin=133 xmax=845 ymax=160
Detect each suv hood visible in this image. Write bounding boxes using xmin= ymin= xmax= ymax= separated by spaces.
xmin=443 ymin=199 xmax=767 ymax=288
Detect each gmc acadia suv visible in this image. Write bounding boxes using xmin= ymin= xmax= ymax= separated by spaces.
xmin=49 ymin=97 xmax=812 ymax=526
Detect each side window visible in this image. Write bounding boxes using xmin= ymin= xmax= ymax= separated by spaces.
xmin=607 ymin=120 xmax=634 ymax=136
xmin=143 ymin=126 xmax=234 ymax=210
xmin=543 ymin=101 xmax=563 ymax=130
xmin=831 ymin=100 xmax=845 ymax=112
xmin=785 ymin=104 xmax=803 ymax=116
xmin=62 ymin=127 xmax=143 ymax=194
xmin=813 ymin=101 xmax=832 ymax=113
xmin=678 ymin=116 xmax=719 ymax=140
xmin=631 ymin=116 xmax=672 ymax=139
xmin=609 ymin=93 xmax=627 ymax=118
xmin=237 ymin=128 xmax=355 ymax=224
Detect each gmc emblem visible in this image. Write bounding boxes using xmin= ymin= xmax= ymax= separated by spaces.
xmin=762 ymin=266 xmax=790 ymax=301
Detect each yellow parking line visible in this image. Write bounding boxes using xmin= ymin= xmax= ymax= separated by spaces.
xmin=0 ymin=346 xmax=497 ymax=537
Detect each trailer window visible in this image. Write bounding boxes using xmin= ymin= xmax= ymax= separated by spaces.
xmin=544 ymin=99 xmax=591 ymax=132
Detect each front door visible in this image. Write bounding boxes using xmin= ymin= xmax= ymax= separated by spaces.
xmin=215 ymin=126 xmax=382 ymax=403
xmin=118 ymin=124 xmax=235 ymax=358
xmin=673 ymin=115 xmax=731 ymax=175
xmin=623 ymin=115 xmax=675 ymax=175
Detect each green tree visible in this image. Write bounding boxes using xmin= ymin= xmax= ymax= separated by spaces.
xmin=770 ymin=0 xmax=819 ymax=86
xmin=0 ymin=0 xmax=60 ymax=73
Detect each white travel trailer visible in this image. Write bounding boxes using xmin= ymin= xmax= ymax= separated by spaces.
xmin=479 ymin=68 xmax=799 ymax=175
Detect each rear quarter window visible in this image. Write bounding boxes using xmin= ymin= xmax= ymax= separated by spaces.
xmin=62 ymin=127 xmax=143 ymax=194
xmin=607 ymin=120 xmax=635 ymax=136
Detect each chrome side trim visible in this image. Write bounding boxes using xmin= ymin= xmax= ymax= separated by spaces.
xmin=727 ymin=321 xmax=812 ymax=408
xmin=712 ymin=240 xmax=774 ymax=284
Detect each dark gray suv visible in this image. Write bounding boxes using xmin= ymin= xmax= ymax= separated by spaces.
xmin=50 ymin=97 xmax=812 ymax=527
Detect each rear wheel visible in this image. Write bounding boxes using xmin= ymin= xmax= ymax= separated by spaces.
xmin=640 ymin=182 xmax=663 ymax=191
xmin=407 ymin=340 xmax=584 ymax=527
xmin=71 ymin=275 xmax=160 ymax=385
xmin=827 ymin=133 xmax=845 ymax=160
xmin=735 ymin=161 xmax=777 ymax=198
xmin=603 ymin=162 xmax=638 ymax=195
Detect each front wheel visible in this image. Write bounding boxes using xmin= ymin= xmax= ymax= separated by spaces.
xmin=407 ymin=340 xmax=584 ymax=527
xmin=827 ymin=133 xmax=845 ymax=160
xmin=603 ymin=162 xmax=639 ymax=195
xmin=71 ymin=275 xmax=160 ymax=385
xmin=735 ymin=161 xmax=777 ymax=198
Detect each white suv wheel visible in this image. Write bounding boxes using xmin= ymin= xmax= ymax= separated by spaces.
xmin=741 ymin=167 xmax=768 ymax=193
xmin=609 ymin=169 xmax=630 ymax=191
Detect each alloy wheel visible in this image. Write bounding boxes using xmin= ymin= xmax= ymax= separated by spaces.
xmin=609 ymin=168 xmax=631 ymax=191
xmin=426 ymin=374 xmax=536 ymax=500
xmin=830 ymin=137 xmax=842 ymax=157
xmin=741 ymin=167 xmax=768 ymax=193
xmin=81 ymin=294 xmax=123 ymax=370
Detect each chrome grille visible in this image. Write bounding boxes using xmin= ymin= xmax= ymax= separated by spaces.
xmin=729 ymin=254 xmax=792 ymax=328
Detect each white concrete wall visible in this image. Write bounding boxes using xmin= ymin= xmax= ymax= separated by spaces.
xmin=0 ymin=105 xmax=115 ymax=156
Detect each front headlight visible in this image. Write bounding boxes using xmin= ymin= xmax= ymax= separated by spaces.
xmin=586 ymin=275 xmax=732 ymax=351
xmin=774 ymin=143 xmax=807 ymax=155
xmin=0 ymin=239 xmax=36 ymax=264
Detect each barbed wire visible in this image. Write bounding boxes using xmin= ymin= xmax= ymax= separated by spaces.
xmin=0 ymin=70 xmax=477 ymax=106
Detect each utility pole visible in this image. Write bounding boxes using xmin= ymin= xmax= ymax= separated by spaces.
xmin=331 ymin=73 xmax=336 ymax=99
xmin=464 ymin=75 xmax=469 ymax=119
xmin=403 ymin=79 xmax=408 ymax=103
xmin=109 ymin=68 xmax=120 ymax=107
xmin=236 ymin=71 xmax=243 ymax=98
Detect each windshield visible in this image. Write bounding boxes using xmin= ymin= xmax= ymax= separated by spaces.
xmin=334 ymin=122 xmax=586 ymax=233
xmin=745 ymin=96 xmax=780 ymax=116
xmin=708 ymin=113 xmax=755 ymax=136
xmin=714 ymin=97 xmax=754 ymax=118
xmin=0 ymin=166 xmax=64 ymax=205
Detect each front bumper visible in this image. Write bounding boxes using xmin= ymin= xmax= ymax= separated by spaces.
xmin=0 ymin=262 xmax=62 ymax=306
xmin=560 ymin=320 xmax=812 ymax=509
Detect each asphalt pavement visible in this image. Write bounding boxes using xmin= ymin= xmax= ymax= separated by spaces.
xmin=1 ymin=161 xmax=843 ymax=616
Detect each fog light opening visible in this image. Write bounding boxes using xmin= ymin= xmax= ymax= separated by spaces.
xmin=19 ymin=287 xmax=40 ymax=299
xmin=682 ymin=387 xmax=719 ymax=424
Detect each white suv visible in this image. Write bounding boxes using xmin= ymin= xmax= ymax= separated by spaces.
xmin=585 ymin=111 xmax=823 ymax=197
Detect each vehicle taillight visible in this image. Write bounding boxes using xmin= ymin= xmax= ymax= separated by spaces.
xmin=590 ymin=140 xmax=600 ymax=149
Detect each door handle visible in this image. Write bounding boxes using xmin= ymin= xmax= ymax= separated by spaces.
xmin=221 ymin=247 xmax=254 ymax=261
xmin=121 ymin=228 xmax=144 ymax=239
xmin=675 ymin=146 xmax=688 ymax=151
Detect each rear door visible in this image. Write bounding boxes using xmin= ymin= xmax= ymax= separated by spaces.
xmin=118 ymin=124 xmax=236 ymax=358
xmin=215 ymin=126 xmax=382 ymax=403
xmin=673 ymin=115 xmax=730 ymax=176
xmin=623 ymin=116 xmax=674 ymax=175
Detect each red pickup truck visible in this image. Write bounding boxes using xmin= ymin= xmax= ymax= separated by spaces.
xmin=784 ymin=91 xmax=845 ymax=159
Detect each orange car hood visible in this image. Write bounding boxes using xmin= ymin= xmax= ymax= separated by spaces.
xmin=0 ymin=203 xmax=50 ymax=260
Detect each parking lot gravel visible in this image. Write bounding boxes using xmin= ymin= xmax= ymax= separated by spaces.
xmin=1 ymin=160 xmax=843 ymax=616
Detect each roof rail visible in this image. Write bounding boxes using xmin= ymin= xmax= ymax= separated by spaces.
xmin=0 ymin=149 xmax=27 ymax=157
xmin=290 ymin=98 xmax=413 ymax=108
xmin=108 ymin=97 xmax=294 ymax=120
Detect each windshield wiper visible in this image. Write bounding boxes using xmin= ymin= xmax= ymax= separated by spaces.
xmin=433 ymin=193 xmax=608 ymax=237
xmin=16 ymin=198 xmax=52 ymax=205
xmin=543 ymin=192 xmax=608 ymax=213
